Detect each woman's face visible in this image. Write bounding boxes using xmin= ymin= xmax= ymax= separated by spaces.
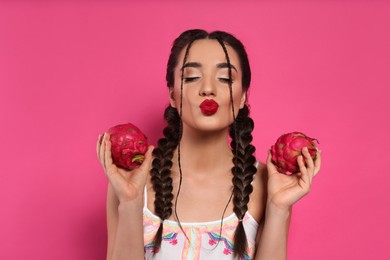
xmin=170 ymin=39 xmax=246 ymax=133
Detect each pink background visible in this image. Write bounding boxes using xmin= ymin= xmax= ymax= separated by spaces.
xmin=1 ymin=1 xmax=389 ymax=259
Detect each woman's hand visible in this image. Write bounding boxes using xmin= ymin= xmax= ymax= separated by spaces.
xmin=96 ymin=133 xmax=154 ymax=203
xmin=265 ymin=147 xmax=322 ymax=210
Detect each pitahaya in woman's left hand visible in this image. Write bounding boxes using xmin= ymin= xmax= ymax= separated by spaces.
xmin=107 ymin=123 xmax=148 ymax=170
xmin=271 ymin=132 xmax=318 ymax=175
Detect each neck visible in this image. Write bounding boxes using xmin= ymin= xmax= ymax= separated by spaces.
xmin=173 ymin=127 xmax=234 ymax=175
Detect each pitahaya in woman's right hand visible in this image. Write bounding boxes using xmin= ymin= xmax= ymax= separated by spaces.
xmin=107 ymin=123 xmax=148 ymax=170
xmin=271 ymin=132 xmax=318 ymax=175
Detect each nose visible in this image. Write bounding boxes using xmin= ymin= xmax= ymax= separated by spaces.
xmin=199 ymin=77 xmax=216 ymax=97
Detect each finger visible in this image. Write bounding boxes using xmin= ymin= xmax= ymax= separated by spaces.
xmin=297 ymin=155 xmax=311 ymax=186
xmin=313 ymin=148 xmax=322 ymax=176
xmin=137 ymin=145 xmax=154 ymax=173
xmin=266 ymin=149 xmax=279 ymax=175
xmin=99 ymin=133 xmax=107 ymax=169
xmin=302 ymin=147 xmax=315 ymax=171
xmin=96 ymin=133 xmax=104 ymax=160
xmin=302 ymin=147 xmax=315 ymax=183
xmin=104 ymin=133 xmax=114 ymax=170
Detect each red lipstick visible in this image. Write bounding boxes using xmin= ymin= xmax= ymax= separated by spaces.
xmin=200 ymin=99 xmax=219 ymax=115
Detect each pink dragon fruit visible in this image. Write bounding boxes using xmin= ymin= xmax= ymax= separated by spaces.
xmin=107 ymin=123 xmax=148 ymax=170
xmin=271 ymin=132 xmax=318 ymax=175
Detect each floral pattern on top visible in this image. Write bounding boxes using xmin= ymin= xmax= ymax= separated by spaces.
xmin=143 ymin=208 xmax=257 ymax=260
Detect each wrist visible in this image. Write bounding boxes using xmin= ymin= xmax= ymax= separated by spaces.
xmin=118 ymin=199 xmax=143 ymax=214
xmin=265 ymin=202 xmax=292 ymax=219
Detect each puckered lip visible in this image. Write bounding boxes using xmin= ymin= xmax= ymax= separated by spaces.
xmin=199 ymin=99 xmax=219 ymax=115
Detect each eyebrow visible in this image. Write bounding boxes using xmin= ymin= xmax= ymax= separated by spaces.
xmin=217 ymin=62 xmax=238 ymax=72
xmin=182 ymin=62 xmax=238 ymax=72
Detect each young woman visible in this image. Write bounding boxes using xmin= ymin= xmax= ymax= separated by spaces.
xmin=96 ymin=29 xmax=321 ymax=260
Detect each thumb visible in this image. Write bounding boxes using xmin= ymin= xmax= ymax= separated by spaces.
xmin=137 ymin=145 xmax=154 ymax=173
xmin=266 ymin=149 xmax=278 ymax=176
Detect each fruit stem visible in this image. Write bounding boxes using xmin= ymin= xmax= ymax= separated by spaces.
xmin=312 ymin=138 xmax=320 ymax=144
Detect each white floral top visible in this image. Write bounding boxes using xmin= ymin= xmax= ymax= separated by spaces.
xmin=143 ymin=198 xmax=258 ymax=259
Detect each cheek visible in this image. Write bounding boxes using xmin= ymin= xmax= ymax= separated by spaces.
xmin=170 ymin=82 xmax=183 ymax=107
xmin=173 ymin=88 xmax=197 ymax=114
xmin=230 ymin=86 xmax=245 ymax=107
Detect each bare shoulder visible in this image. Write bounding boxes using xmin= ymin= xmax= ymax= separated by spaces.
xmin=253 ymin=161 xmax=268 ymax=197
xmin=248 ymin=161 xmax=268 ymax=224
xmin=256 ymin=161 xmax=268 ymax=185
xmin=145 ymin=160 xmax=156 ymax=210
xmin=145 ymin=159 xmax=154 ymax=191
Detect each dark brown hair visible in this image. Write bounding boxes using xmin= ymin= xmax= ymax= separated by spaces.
xmin=150 ymin=29 xmax=256 ymax=259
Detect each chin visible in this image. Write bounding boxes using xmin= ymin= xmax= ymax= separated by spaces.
xmin=188 ymin=121 xmax=233 ymax=133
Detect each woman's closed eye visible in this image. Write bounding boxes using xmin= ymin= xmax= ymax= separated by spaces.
xmin=184 ymin=77 xmax=200 ymax=83
xmin=219 ymin=78 xmax=233 ymax=84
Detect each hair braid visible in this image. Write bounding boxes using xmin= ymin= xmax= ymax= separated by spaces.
xmin=215 ymin=37 xmax=257 ymax=258
xmin=151 ymin=30 xmax=210 ymax=253
xmin=230 ymin=105 xmax=257 ymax=258
xmin=150 ymin=105 xmax=180 ymax=253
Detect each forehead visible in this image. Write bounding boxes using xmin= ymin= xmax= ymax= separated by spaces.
xmin=177 ymin=39 xmax=240 ymax=70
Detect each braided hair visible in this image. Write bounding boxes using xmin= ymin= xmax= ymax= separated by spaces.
xmin=150 ymin=105 xmax=180 ymax=252
xmin=150 ymin=29 xmax=256 ymax=258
